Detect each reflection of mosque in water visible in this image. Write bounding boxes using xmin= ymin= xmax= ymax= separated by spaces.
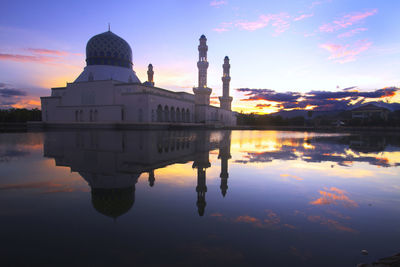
xmin=44 ymin=130 xmax=232 ymax=218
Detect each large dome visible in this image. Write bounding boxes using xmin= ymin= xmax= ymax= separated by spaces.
xmin=86 ymin=31 xmax=133 ymax=69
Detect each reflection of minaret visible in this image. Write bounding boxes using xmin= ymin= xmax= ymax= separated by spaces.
xmin=148 ymin=170 xmax=155 ymax=187
xmin=192 ymin=131 xmax=211 ymax=216
xmin=218 ymin=131 xmax=232 ymax=197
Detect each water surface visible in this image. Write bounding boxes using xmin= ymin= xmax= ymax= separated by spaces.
xmin=0 ymin=130 xmax=399 ymax=266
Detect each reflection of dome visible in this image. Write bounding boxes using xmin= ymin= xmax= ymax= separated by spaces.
xmin=86 ymin=31 xmax=133 ymax=69
xmin=91 ymin=187 xmax=135 ymax=219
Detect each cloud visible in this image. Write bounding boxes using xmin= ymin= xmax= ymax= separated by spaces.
xmin=0 ymin=48 xmax=81 ymax=64
xmin=215 ymin=13 xmax=291 ymax=34
xmin=210 ymin=0 xmax=227 ymax=7
xmin=0 ymin=53 xmax=59 ymax=63
xmin=319 ymin=9 xmax=377 ymax=33
xmin=310 ymin=187 xmax=358 ymax=208
xmin=25 ymin=48 xmax=69 ymax=56
xmin=213 ymin=22 xmax=234 ymax=32
xmin=307 ymin=215 xmax=356 ymax=232
xmin=234 ymin=134 xmax=400 ymax=168
xmin=337 ymin=27 xmax=368 ymax=38
xmin=294 ymin=13 xmax=314 ymax=21
xmin=0 ymin=88 xmax=27 ymax=98
xmin=238 ymin=88 xmax=301 ymax=102
xmin=280 ymin=174 xmax=303 ymax=181
xmin=255 ymin=103 xmax=271 ymax=109
xmin=319 ymin=39 xmax=372 ymax=63
xmin=0 ymin=82 xmax=41 ymax=109
xmin=0 ymin=149 xmax=30 ymax=162
xmin=237 ymin=13 xmax=291 ymax=33
xmin=310 ymin=0 xmax=331 ymax=9
xmin=233 ymin=210 xmax=282 ymax=229
xmin=237 ymin=87 xmax=399 ymax=111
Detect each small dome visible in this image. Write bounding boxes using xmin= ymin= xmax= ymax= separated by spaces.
xmin=200 ymin=34 xmax=206 ymax=39
xmin=86 ymin=31 xmax=132 ymax=69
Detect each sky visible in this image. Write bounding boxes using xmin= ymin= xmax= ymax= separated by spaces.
xmin=0 ymin=0 xmax=399 ymax=113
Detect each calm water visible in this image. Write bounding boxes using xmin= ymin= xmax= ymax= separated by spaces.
xmin=0 ymin=130 xmax=399 ymax=266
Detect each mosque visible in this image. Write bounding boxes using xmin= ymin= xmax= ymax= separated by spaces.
xmin=40 ymin=30 xmax=236 ymax=126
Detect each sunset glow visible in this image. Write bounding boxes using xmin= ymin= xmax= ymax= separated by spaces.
xmin=0 ymin=0 xmax=399 ymax=113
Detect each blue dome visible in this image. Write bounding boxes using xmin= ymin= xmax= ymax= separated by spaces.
xmin=86 ymin=31 xmax=132 ymax=69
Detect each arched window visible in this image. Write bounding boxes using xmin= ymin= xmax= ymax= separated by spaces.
xmin=75 ymin=110 xmax=79 ymax=122
xmin=181 ymin=108 xmax=186 ymax=123
xmin=94 ymin=110 xmax=98 ymax=121
xmin=171 ymin=107 xmax=175 ymax=122
xmin=121 ymin=108 xmax=125 ymax=121
xmin=164 ymin=105 xmax=169 ymax=122
xmin=176 ymin=108 xmax=181 ymax=122
xmin=157 ymin=105 xmax=163 ymax=122
xmin=151 ymin=110 xmax=155 ymax=122
xmin=90 ymin=110 xmax=93 ymax=122
xmin=79 ymin=110 xmax=83 ymax=122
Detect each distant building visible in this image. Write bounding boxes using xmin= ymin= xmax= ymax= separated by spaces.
xmin=351 ymin=104 xmax=390 ymax=121
xmin=41 ymin=31 xmax=236 ymax=126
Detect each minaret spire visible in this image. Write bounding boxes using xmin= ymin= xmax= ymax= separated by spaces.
xmin=147 ymin=63 xmax=154 ymax=86
xmin=108 ymin=23 xmax=110 ymax=32
xmin=219 ymin=56 xmax=233 ymax=111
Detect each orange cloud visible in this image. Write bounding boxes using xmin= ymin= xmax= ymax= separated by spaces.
xmin=0 ymin=48 xmax=82 ymax=66
xmin=310 ymin=187 xmax=358 ymax=208
xmin=280 ymin=174 xmax=303 ymax=181
xmin=11 ymin=98 xmax=41 ymax=109
xmin=264 ymin=209 xmax=281 ymax=225
xmin=0 ymin=53 xmax=58 ymax=63
xmin=307 ymin=215 xmax=356 ymax=233
xmin=26 ymin=48 xmax=69 ymax=56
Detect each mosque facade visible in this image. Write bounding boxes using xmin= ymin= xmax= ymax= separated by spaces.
xmin=40 ymin=31 xmax=236 ymax=126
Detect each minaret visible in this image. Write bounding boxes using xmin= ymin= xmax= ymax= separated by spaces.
xmin=148 ymin=170 xmax=155 ymax=187
xmin=193 ymin=35 xmax=212 ymax=123
xmin=198 ymin=35 xmax=208 ymax=88
xmin=147 ymin=64 xmax=154 ymax=86
xmin=218 ymin=131 xmax=232 ymax=197
xmin=219 ymin=56 xmax=233 ymax=111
